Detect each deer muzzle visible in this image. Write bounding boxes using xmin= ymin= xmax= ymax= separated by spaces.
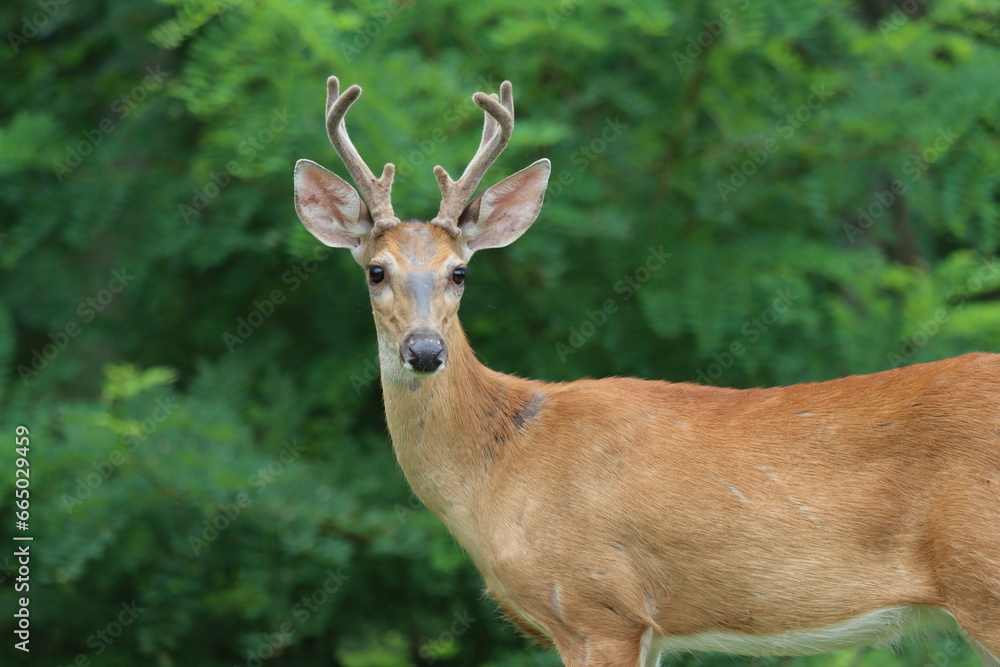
xmin=401 ymin=329 xmax=447 ymax=374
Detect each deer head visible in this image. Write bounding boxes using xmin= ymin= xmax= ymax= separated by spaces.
xmin=293 ymin=77 xmax=550 ymax=379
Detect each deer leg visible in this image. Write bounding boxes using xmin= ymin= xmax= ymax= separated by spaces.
xmin=945 ymin=581 xmax=1000 ymax=667
xmin=935 ymin=474 xmax=1000 ymax=667
xmin=557 ymin=627 xmax=657 ymax=667
xmin=638 ymin=627 xmax=661 ymax=667
xmin=643 ymin=649 xmax=664 ymax=667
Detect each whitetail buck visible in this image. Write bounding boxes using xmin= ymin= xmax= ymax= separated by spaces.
xmin=293 ymin=76 xmax=1000 ymax=667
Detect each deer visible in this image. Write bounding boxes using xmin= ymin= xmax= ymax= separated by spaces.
xmin=292 ymin=76 xmax=1000 ymax=667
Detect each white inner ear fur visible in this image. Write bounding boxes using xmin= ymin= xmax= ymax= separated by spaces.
xmin=293 ymin=159 xmax=372 ymax=249
xmin=463 ymin=159 xmax=550 ymax=251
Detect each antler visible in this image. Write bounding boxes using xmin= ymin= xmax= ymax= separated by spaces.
xmin=431 ymin=81 xmax=515 ymax=236
xmin=325 ymin=76 xmax=399 ymax=231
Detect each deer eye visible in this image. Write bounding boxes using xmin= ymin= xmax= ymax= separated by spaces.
xmin=452 ymin=268 xmax=467 ymax=285
xmin=367 ymin=265 xmax=385 ymax=284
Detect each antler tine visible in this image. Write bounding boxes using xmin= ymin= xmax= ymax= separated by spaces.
xmin=325 ymin=76 xmax=398 ymax=228
xmin=432 ymin=81 xmax=515 ymax=235
xmin=477 ymin=92 xmax=501 ymax=156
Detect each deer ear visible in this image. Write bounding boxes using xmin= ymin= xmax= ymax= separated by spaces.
xmin=457 ymin=159 xmax=550 ymax=251
xmin=293 ymin=159 xmax=374 ymax=248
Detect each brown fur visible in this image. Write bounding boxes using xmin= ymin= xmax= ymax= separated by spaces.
xmin=292 ymin=77 xmax=999 ymax=667
xmin=359 ymin=223 xmax=1000 ymax=666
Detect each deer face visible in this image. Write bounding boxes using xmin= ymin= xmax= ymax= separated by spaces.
xmin=294 ymin=156 xmax=548 ymax=380
xmin=365 ymin=223 xmax=467 ymax=376
xmin=292 ymin=77 xmax=549 ymax=380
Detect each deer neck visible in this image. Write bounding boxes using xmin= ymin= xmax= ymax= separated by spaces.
xmin=376 ymin=318 xmax=530 ymax=527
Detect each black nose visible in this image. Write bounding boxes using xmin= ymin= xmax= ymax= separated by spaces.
xmin=402 ymin=330 xmax=447 ymax=373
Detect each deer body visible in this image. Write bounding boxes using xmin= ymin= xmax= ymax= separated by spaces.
xmin=385 ymin=305 xmax=999 ymax=664
xmin=293 ymin=77 xmax=1000 ymax=666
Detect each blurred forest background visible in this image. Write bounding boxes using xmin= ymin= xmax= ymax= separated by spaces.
xmin=2 ymin=0 xmax=999 ymax=665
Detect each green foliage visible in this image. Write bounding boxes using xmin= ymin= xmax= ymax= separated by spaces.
xmin=1 ymin=0 xmax=998 ymax=665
